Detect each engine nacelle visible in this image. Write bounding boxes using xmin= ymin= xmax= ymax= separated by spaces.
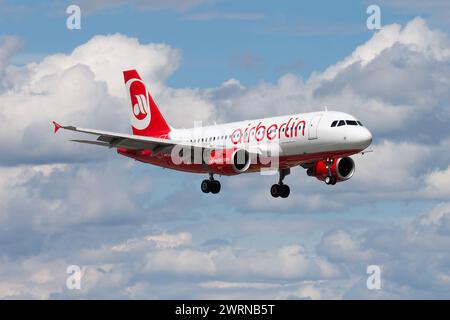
xmin=307 ymin=157 xmax=355 ymax=182
xmin=207 ymin=148 xmax=251 ymax=175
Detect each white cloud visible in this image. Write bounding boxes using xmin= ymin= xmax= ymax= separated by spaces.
xmin=2 ymin=200 xmax=450 ymax=299
xmin=205 ymin=17 xmax=450 ymax=141
xmin=318 ymin=17 xmax=450 ymax=82
xmin=354 ymin=140 xmax=432 ymax=190
xmin=144 ymin=249 xmax=217 ymax=275
xmin=420 ymin=202 xmax=450 ymax=227
xmin=318 ymin=229 xmax=373 ymax=263
xmin=112 ymin=232 xmax=192 ymax=252
xmin=143 ymin=244 xmax=341 ymax=280
xmin=199 ymin=281 xmax=281 ymax=289
xmin=0 ymin=35 xmax=21 ymax=81
xmin=29 ymin=34 xmax=181 ymax=98
xmin=0 ymin=33 xmax=216 ymax=165
xmin=423 ymin=165 xmax=450 ymax=198
xmin=0 ymin=160 xmax=151 ymax=257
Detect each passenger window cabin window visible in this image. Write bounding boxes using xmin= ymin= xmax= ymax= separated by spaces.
xmin=331 ymin=120 xmax=338 ymax=127
xmin=337 ymin=120 xmax=345 ymax=127
xmin=346 ymin=120 xmax=358 ymax=126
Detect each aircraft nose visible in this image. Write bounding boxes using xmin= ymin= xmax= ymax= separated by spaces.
xmin=358 ymin=127 xmax=372 ymax=149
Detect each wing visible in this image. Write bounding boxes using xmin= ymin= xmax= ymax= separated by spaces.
xmin=52 ymin=121 xmax=256 ymax=156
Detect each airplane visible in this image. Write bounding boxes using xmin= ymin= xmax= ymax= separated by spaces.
xmin=53 ymin=69 xmax=372 ymax=198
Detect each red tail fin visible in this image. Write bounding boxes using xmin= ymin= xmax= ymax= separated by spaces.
xmin=123 ymin=69 xmax=170 ymax=138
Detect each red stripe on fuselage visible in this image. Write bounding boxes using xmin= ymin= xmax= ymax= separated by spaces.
xmin=117 ymin=148 xmax=361 ymax=176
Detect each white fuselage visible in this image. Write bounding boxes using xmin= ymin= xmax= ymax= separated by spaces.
xmin=169 ymin=111 xmax=372 ymax=159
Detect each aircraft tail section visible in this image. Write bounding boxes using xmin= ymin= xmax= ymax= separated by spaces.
xmin=123 ymin=69 xmax=170 ymax=138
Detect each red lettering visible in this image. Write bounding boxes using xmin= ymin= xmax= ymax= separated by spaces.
xmin=231 ymin=128 xmax=242 ymax=144
xmin=249 ymin=126 xmax=256 ymax=143
xmin=255 ymin=122 xmax=266 ymax=142
xmin=267 ymin=124 xmax=278 ymax=140
xmin=297 ymin=120 xmax=306 ymax=136
xmin=291 ymin=118 xmax=298 ymax=136
xmin=285 ymin=118 xmax=292 ymax=138
xmin=279 ymin=122 xmax=287 ymax=139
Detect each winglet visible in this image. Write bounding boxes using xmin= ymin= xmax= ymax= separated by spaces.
xmin=53 ymin=121 xmax=62 ymax=133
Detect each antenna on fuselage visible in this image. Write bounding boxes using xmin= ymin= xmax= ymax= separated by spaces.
xmin=324 ymin=106 xmax=328 ymax=112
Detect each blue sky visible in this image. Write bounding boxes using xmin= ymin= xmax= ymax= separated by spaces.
xmin=4 ymin=0 xmax=447 ymax=87
xmin=1 ymin=0 xmax=450 ymax=299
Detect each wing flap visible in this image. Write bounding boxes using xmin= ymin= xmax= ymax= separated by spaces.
xmin=70 ymin=140 xmax=110 ymax=147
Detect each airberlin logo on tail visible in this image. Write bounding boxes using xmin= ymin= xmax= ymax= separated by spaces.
xmin=126 ymin=78 xmax=151 ymax=130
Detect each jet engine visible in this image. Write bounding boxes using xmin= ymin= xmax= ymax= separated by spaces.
xmin=207 ymin=148 xmax=251 ymax=175
xmin=307 ymin=157 xmax=355 ymax=183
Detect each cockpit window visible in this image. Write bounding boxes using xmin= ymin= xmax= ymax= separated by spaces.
xmin=332 ymin=120 xmax=364 ymax=127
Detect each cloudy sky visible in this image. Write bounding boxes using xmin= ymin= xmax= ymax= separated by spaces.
xmin=1 ymin=0 xmax=450 ymax=299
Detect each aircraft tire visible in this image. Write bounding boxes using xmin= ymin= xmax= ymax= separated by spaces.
xmin=201 ymin=179 xmax=211 ymax=193
xmin=270 ymin=184 xmax=280 ymax=198
xmin=280 ymin=184 xmax=290 ymax=198
xmin=211 ymin=180 xmax=221 ymax=194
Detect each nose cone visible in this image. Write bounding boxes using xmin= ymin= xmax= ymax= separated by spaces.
xmin=355 ymin=127 xmax=372 ymax=150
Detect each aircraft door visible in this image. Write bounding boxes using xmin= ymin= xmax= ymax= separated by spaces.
xmin=308 ymin=114 xmax=322 ymax=140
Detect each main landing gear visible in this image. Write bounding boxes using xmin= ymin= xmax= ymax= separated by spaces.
xmin=324 ymin=157 xmax=337 ymax=185
xmin=201 ymin=173 xmax=221 ymax=194
xmin=270 ymin=168 xmax=291 ymax=198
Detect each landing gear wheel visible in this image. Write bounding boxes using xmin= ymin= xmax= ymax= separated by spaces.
xmin=271 ymin=168 xmax=292 ymax=198
xmin=270 ymin=184 xmax=280 ymax=198
xmin=280 ymin=184 xmax=290 ymax=198
xmin=201 ymin=179 xmax=211 ymax=193
xmin=330 ymin=176 xmax=337 ymax=185
xmin=210 ymin=180 xmax=221 ymax=194
xmin=325 ymin=176 xmax=337 ymax=185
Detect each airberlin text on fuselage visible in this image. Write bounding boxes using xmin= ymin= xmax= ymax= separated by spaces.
xmin=231 ymin=117 xmax=306 ymax=145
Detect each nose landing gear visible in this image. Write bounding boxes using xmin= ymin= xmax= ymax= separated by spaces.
xmin=270 ymin=168 xmax=291 ymax=198
xmin=324 ymin=175 xmax=337 ymax=185
xmin=324 ymin=157 xmax=337 ymax=185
